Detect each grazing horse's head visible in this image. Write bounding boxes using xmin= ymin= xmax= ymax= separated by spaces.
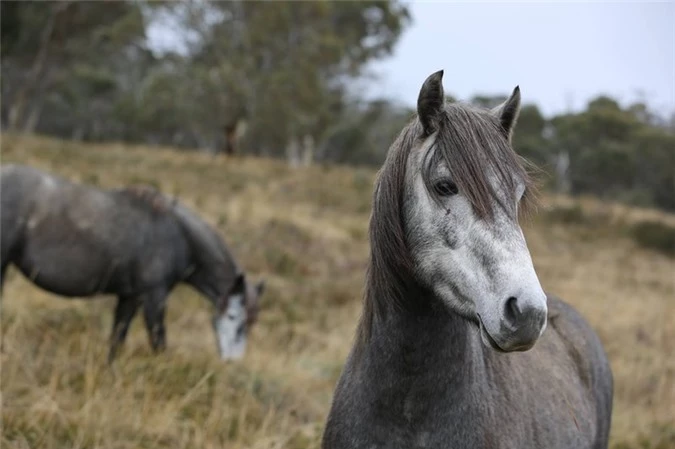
xmin=171 ymin=201 xmax=266 ymax=361
xmin=377 ymin=70 xmax=547 ymax=352
xmin=213 ymin=273 xmax=265 ymax=360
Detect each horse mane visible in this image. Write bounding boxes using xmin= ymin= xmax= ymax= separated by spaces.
xmin=356 ymin=102 xmax=538 ymax=347
xmin=169 ymin=201 xmax=242 ymax=275
xmin=117 ymin=185 xmax=174 ymax=215
xmin=116 ymin=184 xmax=242 ymax=279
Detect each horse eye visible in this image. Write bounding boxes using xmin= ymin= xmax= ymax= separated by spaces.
xmin=518 ymin=186 xmax=527 ymax=202
xmin=434 ymin=180 xmax=459 ymax=196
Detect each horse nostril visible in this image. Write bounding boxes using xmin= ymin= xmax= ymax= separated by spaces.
xmin=505 ymin=296 xmax=521 ymax=323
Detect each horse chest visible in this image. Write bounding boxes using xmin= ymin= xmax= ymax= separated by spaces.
xmin=328 ymin=362 xmax=491 ymax=448
xmin=333 ymin=380 xmax=530 ymax=449
xmin=397 ymin=378 xmax=500 ymax=448
xmin=329 ymin=351 xmax=594 ymax=449
xmin=334 ymin=393 xmax=498 ymax=449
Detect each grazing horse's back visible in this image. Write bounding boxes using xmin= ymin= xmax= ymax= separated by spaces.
xmin=0 ymin=164 xmax=188 ymax=296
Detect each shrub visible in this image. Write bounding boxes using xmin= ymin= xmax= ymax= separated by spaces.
xmin=630 ymin=221 xmax=675 ymax=258
xmin=544 ymin=203 xmax=586 ymax=224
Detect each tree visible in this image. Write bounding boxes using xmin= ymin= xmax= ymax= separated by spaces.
xmin=548 ymin=96 xmax=675 ymax=210
xmin=4 ymin=1 xmax=670 ymax=214
xmin=1 ymin=0 xmax=146 ymax=133
xmin=318 ymin=98 xmax=414 ymax=166
xmin=511 ymin=104 xmax=551 ymax=167
xmin=167 ymin=1 xmax=411 ymax=158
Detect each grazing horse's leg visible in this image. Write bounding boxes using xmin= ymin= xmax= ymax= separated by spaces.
xmin=142 ymin=288 xmax=168 ymax=354
xmin=108 ymin=295 xmax=140 ymax=363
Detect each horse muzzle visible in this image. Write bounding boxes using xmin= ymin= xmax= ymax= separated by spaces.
xmin=477 ymin=293 xmax=548 ymax=352
xmin=213 ymin=315 xmax=248 ymax=361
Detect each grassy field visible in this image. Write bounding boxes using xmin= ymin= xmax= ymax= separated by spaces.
xmin=1 ymin=134 xmax=673 ymax=449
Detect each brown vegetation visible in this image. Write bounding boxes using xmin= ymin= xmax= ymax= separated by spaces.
xmin=1 ymin=134 xmax=673 ymax=448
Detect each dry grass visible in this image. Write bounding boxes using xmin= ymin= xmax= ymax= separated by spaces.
xmin=1 ymin=134 xmax=673 ymax=449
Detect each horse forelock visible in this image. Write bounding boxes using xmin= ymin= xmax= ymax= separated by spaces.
xmin=424 ymin=104 xmax=538 ymax=220
xmin=357 ymin=103 xmax=538 ymax=347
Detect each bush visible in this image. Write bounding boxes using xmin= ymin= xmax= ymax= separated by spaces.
xmin=630 ymin=221 xmax=675 ymax=258
xmin=544 ymin=203 xmax=586 ymax=224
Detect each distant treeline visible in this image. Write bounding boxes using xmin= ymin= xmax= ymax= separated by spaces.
xmin=1 ymin=1 xmax=411 ymax=156
xmin=2 ymin=1 xmax=673 ymax=211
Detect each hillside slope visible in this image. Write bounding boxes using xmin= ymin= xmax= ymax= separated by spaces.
xmin=1 ymin=134 xmax=673 ymax=449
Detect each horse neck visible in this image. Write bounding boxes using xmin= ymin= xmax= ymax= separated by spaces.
xmin=172 ymin=203 xmax=241 ymax=298
xmin=356 ymin=284 xmax=472 ymax=377
xmin=185 ymin=245 xmax=240 ymax=300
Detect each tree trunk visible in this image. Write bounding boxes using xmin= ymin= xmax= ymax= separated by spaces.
xmin=286 ymin=135 xmax=300 ymax=168
xmin=22 ymin=98 xmax=45 ymax=134
xmin=302 ymin=134 xmax=314 ymax=167
xmin=72 ymin=126 xmax=85 ymax=141
xmin=554 ymin=150 xmax=571 ymax=194
xmin=8 ymin=1 xmax=70 ymax=132
xmin=222 ymin=120 xmax=238 ymax=156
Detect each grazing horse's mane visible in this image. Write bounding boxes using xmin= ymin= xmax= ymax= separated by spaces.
xmin=356 ymin=103 xmax=538 ymax=346
xmin=170 ymin=201 xmax=242 ymax=274
xmin=117 ymin=184 xmax=241 ymax=275
xmin=117 ymin=185 xmax=174 ymax=214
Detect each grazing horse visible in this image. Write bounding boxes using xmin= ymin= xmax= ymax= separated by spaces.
xmin=322 ymin=71 xmax=613 ymax=448
xmin=0 ymin=164 xmax=265 ymax=362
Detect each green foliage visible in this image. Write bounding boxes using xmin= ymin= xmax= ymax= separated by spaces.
xmin=142 ymin=1 xmax=411 ymax=154
xmin=512 ymin=104 xmax=552 ymax=166
xmin=2 ymin=1 xmax=410 ymax=153
xmin=549 ymin=97 xmax=675 ymax=211
xmin=632 ymin=127 xmax=675 ymax=210
xmin=0 ymin=1 xmax=21 ymax=56
xmin=319 ymin=99 xmax=414 ymax=166
xmin=1 ymin=0 xmax=146 ymax=138
xmin=630 ymin=221 xmax=675 ymax=258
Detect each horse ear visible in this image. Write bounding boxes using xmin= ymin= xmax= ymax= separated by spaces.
xmin=231 ymin=272 xmax=245 ymax=294
xmin=492 ymin=86 xmax=521 ymax=142
xmin=417 ymin=69 xmax=445 ymax=136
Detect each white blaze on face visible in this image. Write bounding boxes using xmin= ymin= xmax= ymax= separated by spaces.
xmin=213 ymin=294 xmax=247 ymax=360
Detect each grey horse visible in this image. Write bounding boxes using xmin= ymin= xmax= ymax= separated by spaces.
xmin=1 ymin=164 xmax=265 ymax=362
xmin=322 ymin=71 xmax=613 ymax=448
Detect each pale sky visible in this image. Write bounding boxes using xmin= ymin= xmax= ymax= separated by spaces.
xmin=147 ymin=1 xmax=675 ymax=119
xmin=363 ymin=1 xmax=675 ymax=118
